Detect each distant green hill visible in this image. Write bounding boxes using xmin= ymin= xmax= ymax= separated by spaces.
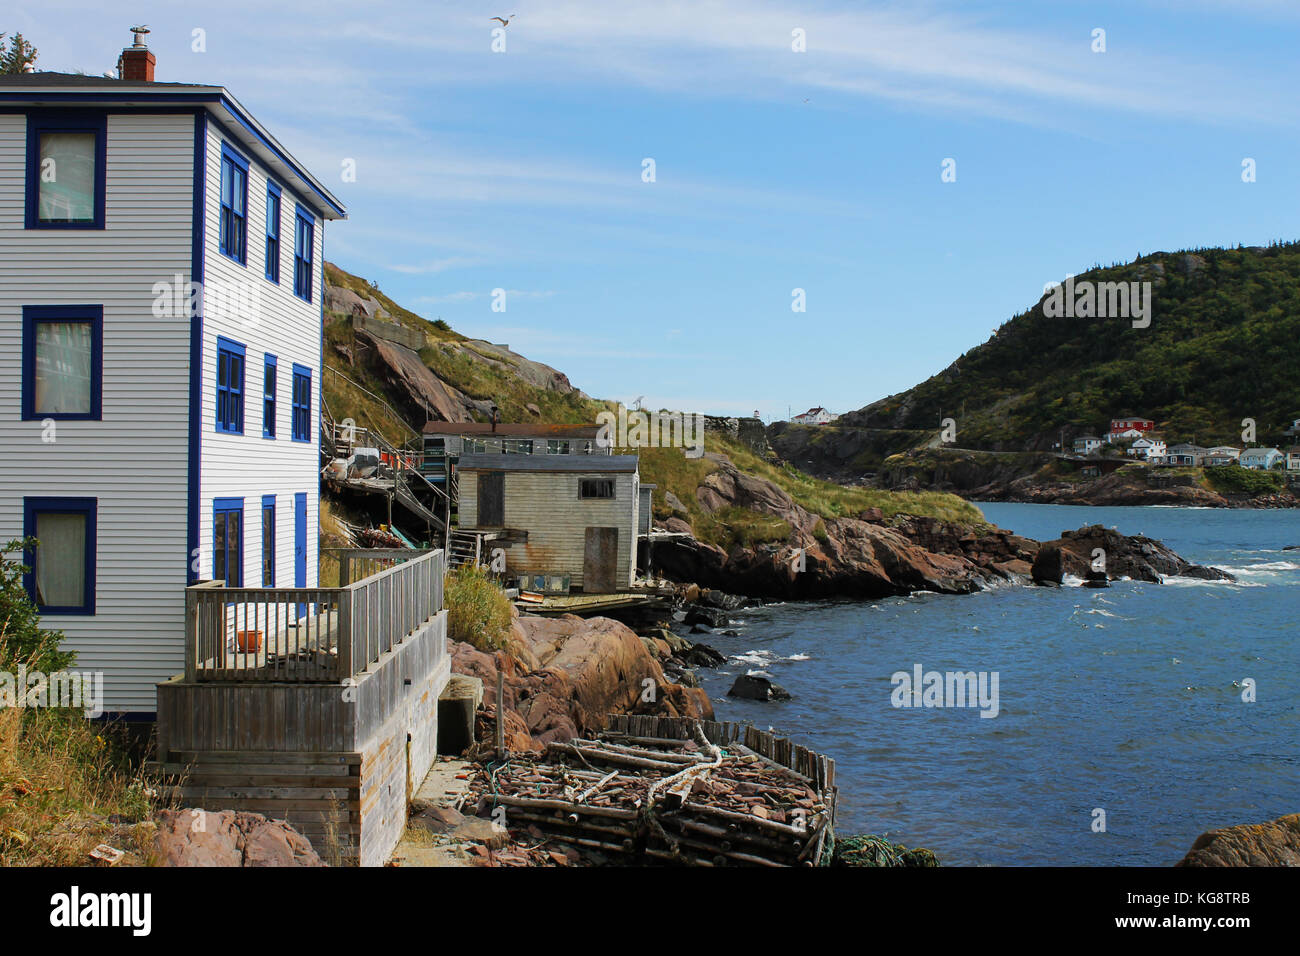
xmin=847 ymin=243 xmax=1300 ymax=452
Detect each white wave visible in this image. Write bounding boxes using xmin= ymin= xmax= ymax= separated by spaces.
xmin=786 ymin=653 xmax=811 ymax=662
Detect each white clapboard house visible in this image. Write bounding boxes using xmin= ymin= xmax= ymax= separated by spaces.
xmin=0 ymin=36 xmax=345 ymax=716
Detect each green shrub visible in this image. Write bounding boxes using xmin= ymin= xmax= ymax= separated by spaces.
xmin=445 ymin=564 xmax=513 ymax=652
xmin=1204 ymin=464 xmax=1283 ymax=496
xmin=0 ymin=538 xmax=72 ymax=675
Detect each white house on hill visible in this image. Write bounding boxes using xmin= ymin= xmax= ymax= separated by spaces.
xmin=0 ymin=37 xmax=345 ymax=716
xmin=792 ymin=407 xmax=837 ymax=425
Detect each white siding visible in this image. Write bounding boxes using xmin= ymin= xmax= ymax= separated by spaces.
xmin=458 ymin=470 xmax=639 ymax=589
xmin=197 ymin=117 xmax=322 ymax=600
xmin=0 ymin=112 xmax=195 ymax=712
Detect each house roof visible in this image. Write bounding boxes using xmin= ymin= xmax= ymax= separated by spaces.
xmin=0 ymin=72 xmax=346 ymax=219
xmin=423 ymin=422 xmax=602 ymax=438
xmin=456 ymin=454 xmax=639 ymax=473
xmin=1240 ymin=447 xmax=1281 ymax=456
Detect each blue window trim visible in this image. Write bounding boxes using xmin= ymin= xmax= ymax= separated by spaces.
xmin=218 ymin=141 xmax=249 ymax=265
xmin=215 ymin=335 xmax=246 ymax=434
xmin=265 ymin=180 xmax=281 ymax=284
xmin=213 ymin=497 xmax=244 ymax=587
xmin=23 ymin=497 xmax=97 ymax=615
xmin=261 ymin=494 xmax=276 ymax=587
xmin=24 ymin=110 xmax=107 ymax=230
xmin=291 ymin=363 xmax=312 ymax=443
xmin=293 ymin=204 xmax=314 ymax=302
xmin=262 ymin=353 xmax=277 ymax=439
xmin=21 ymin=304 xmax=103 ymax=421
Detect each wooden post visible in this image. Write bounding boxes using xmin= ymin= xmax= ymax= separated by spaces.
xmin=495 ymin=671 xmax=506 ymax=758
xmin=184 ymin=585 xmax=198 ymax=681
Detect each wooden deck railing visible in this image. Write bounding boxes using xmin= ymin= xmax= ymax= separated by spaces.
xmin=326 ymin=547 xmax=437 ymax=587
xmin=185 ymin=549 xmax=445 ymax=683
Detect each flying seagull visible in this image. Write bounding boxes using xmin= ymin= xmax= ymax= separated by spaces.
xmin=491 ymin=15 xmax=515 ymax=27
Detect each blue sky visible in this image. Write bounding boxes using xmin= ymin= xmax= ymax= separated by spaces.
xmin=19 ymin=1 xmax=1300 ymax=419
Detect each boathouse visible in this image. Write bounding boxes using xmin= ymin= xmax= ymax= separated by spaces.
xmin=455 ymin=454 xmax=642 ymax=592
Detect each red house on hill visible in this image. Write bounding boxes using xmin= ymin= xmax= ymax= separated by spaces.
xmin=1110 ymin=417 xmax=1154 ymax=434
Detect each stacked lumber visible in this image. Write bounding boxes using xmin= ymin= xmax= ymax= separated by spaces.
xmin=464 ymin=724 xmax=834 ymax=866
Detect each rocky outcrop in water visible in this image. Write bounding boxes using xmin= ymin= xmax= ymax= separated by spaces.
xmin=1030 ymin=525 xmax=1234 ymax=585
xmin=1176 ymin=813 xmax=1300 ymax=866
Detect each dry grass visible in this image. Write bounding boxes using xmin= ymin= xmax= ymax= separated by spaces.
xmin=0 ymin=705 xmax=155 ymax=866
xmin=445 ymin=564 xmax=513 ymax=652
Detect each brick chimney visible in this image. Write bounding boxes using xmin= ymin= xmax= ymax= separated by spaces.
xmin=119 ymin=26 xmax=155 ymax=82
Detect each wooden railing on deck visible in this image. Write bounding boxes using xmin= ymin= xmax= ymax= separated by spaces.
xmin=186 ymin=549 xmax=445 ymax=683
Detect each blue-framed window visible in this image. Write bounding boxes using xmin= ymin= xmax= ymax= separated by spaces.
xmin=291 ymin=364 xmax=312 ymax=442
xmin=216 ymin=336 xmax=246 ymax=434
xmin=213 ymin=498 xmax=244 ymax=587
xmin=261 ymin=495 xmax=276 ymax=587
xmin=262 ymin=354 xmax=277 ymax=439
xmin=25 ymin=111 xmax=107 ymax=229
xmin=21 ymin=305 xmax=103 ymax=420
xmin=23 ymin=497 xmax=97 ymax=615
xmin=265 ymin=182 xmax=281 ymax=283
xmin=293 ymin=205 xmax=314 ymax=302
xmin=219 ymin=143 xmax=249 ymax=264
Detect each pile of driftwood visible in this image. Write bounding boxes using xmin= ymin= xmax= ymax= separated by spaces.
xmin=466 ymin=717 xmax=835 ymax=867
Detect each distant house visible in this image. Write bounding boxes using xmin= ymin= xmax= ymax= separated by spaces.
xmin=1204 ymin=446 xmax=1241 ymax=467
xmin=1105 ymin=427 xmax=1144 ymax=443
xmin=791 ymin=407 xmax=837 ymax=425
xmin=1109 ymin=417 xmax=1154 ymax=435
xmin=1073 ymin=436 xmax=1103 ymax=456
xmin=1130 ymin=437 xmax=1166 ymax=460
xmin=1287 ymin=448 xmax=1300 ymax=471
xmin=422 ymin=422 xmax=607 ymax=487
xmin=1164 ymin=444 xmax=1208 ymax=466
xmin=1239 ymin=447 xmax=1283 ymax=470
xmin=454 ymin=454 xmax=642 ymax=592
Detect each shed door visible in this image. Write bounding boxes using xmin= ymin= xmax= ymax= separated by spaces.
xmin=583 ymin=527 xmax=619 ymax=593
xmin=477 ymin=471 xmax=505 ymax=527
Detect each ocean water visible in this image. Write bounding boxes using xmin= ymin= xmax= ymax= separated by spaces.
xmin=690 ymin=503 xmax=1300 ymax=866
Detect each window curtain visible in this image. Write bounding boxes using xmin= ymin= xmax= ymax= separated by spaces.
xmin=35 ymin=512 xmax=85 ymax=607
xmin=34 ymin=321 xmax=93 ymax=414
xmin=38 ymin=132 xmax=96 ymax=222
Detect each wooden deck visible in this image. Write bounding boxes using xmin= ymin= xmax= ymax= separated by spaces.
xmin=155 ymin=548 xmax=451 ymax=866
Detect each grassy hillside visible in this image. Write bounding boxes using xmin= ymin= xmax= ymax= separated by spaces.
xmin=852 ymin=243 xmax=1300 ymax=451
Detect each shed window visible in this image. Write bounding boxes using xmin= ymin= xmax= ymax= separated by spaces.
xmin=23 ymin=497 xmax=97 ymax=614
xmin=579 ymin=478 xmax=615 ymax=499
xmin=547 ymin=440 xmax=571 ymax=454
